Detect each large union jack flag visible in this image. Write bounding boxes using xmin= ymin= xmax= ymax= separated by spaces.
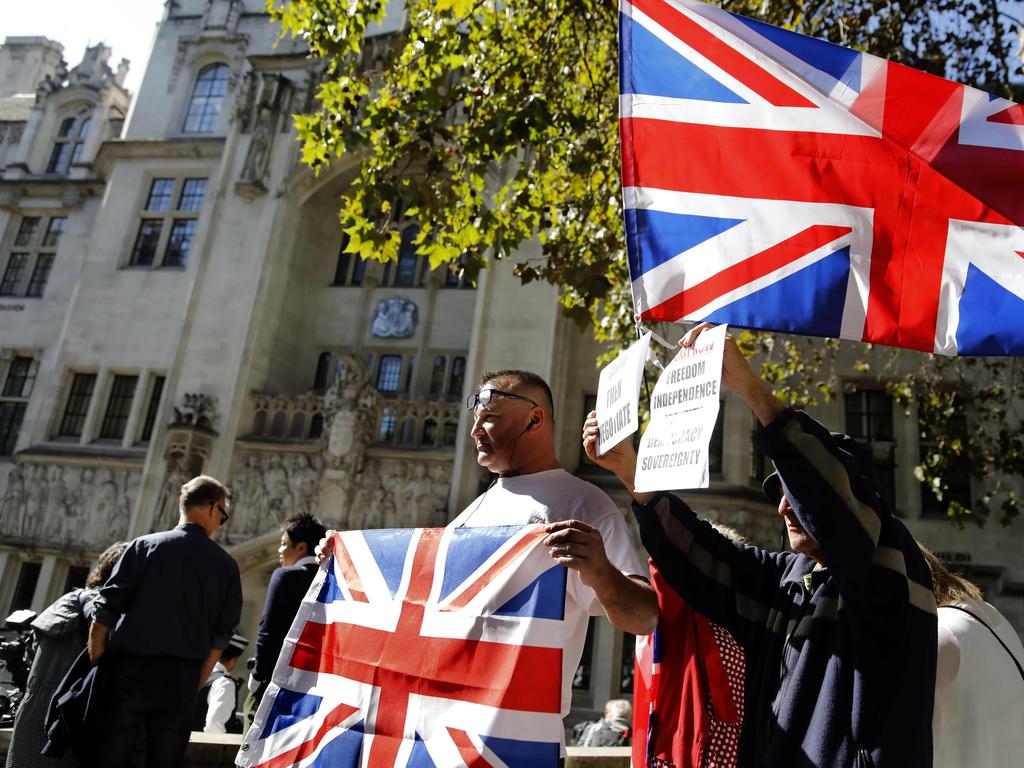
xmin=236 ymin=526 xmax=567 ymax=768
xmin=620 ymin=0 xmax=1024 ymax=355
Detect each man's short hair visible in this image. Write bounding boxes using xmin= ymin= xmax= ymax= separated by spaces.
xmin=179 ymin=475 xmax=229 ymax=515
xmin=479 ymin=369 xmax=555 ymax=421
xmin=283 ymin=513 xmax=327 ymax=552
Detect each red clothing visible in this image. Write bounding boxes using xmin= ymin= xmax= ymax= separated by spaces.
xmin=633 ymin=561 xmax=744 ymax=768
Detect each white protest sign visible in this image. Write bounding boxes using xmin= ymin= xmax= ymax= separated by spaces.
xmin=596 ymin=331 xmax=652 ymax=456
xmin=634 ymin=410 xmax=719 ymax=491
xmin=648 ymin=324 xmax=727 ymax=418
xmin=634 ymin=324 xmax=727 ymax=492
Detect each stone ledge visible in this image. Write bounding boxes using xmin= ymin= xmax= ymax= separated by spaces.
xmin=0 ymin=729 xmax=630 ymax=766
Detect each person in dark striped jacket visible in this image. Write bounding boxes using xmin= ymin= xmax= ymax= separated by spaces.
xmin=582 ymin=323 xmax=936 ymax=768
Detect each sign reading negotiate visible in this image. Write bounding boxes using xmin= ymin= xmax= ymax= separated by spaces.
xmin=596 ymin=331 xmax=652 ymax=456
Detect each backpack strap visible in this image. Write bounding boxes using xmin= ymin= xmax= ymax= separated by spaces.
xmin=940 ymin=604 xmax=1024 ymax=683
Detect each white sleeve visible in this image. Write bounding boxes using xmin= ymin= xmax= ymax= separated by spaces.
xmin=204 ymin=677 xmax=235 ymax=734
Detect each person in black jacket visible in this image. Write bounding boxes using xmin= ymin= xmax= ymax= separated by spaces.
xmin=88 ymin=474 xmax=242 ymax=768
xmin=582 ymin=324 xmax=936 ymax=768
xmin=245 ymin=512 xmax=326 ymax=725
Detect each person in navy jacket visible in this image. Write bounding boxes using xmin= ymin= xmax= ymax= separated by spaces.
xmin=582 ymin=324 xmax=937 ymax=768
xmin=245 ymin=512 xmax=326 ymax=723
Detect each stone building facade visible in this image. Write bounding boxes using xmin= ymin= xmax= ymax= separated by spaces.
xmin=1 ymin=0 xmax=1022 ymax=726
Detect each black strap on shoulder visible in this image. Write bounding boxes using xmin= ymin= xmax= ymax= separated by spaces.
xmin=940 ymin=604 xmax=1024 ymax=683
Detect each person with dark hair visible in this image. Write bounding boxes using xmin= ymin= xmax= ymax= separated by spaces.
xmin=583 ymin=323 xmax=937 ymax=768
xmin=88 ymin=474 xmax=242 ymax=768
xmin=246 ymin=512 xmax=327 ymax=725
xmin=196 ymin=631 xmax=248 ymax=734
xmin=4 ymin=541 xmax=127 ymax=768
xmin=920 ymin=544 xmax=1024 ymax=767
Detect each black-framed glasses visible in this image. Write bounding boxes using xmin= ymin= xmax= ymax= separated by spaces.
xmin=466 ymin=388 xmax=539 ymax=412
xmin=215 ymin=503 xmax=229 ymax=525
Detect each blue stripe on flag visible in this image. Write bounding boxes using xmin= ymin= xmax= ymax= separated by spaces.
xmin=731 ymin=13 xmax=862 ymax=93
xmin=260 ymin=688 xmax=324 ymax=740
xmin=703 ymin=246 xmax=850 ymax=337
xmin=495 ymin=566 xmax=567 ymax=621
xmin=317 ymin=564 xmax=345 ymax=603
xmin=361 ymin=529 xmax=416 ymax=598
xmin=625 ymin=208 xmax=744 ymax=278
xmin=406 ymin=734 xmax=439 ymax=767
xmin=440 ymin=526 xmax=520 ymax=603
xmin=309 ymin=721 xmax=364 ymax=767
xmin=956 ymin=264 xmax=1024 ymax=355
xmin=481 ymin=734 xmax=562 ymax=767
xmin=619 ymin=13 xmax=747 ymax=102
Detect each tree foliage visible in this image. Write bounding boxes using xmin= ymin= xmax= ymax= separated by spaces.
xmin=270 ymin=0 xmax=1024 ymax=525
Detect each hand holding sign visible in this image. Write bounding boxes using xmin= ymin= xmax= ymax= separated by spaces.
xmin=634 ymin=324 xmax=728 ymax=492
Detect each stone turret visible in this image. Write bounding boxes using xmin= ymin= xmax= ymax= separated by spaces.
xmin=0 ymin=37 xmax=65 ymax=99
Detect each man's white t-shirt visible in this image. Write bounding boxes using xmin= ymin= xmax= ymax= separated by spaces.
xmin=449 ymin=468 xmax=647 ymax=718
xmin=933 ymin=599 xmax=1024 ymax=767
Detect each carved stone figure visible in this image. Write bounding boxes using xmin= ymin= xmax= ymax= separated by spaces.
xmin=158 ymin=454 xmax=190 ymax=530
xmin=370 ymin=297 xmax=419 ymax=338
xmin=1 ymin=465 xmax=26 ymax=536
xmin=239 ymin=104 xmax=274 ymax=186
xmin=172 ymin=393 xmax=218 ymax=431
xmin=24 ymin=466 xmax=48 ymax=539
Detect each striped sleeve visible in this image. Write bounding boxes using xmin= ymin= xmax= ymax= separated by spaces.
xmin=632 ymin=492 xmax=794 ymax=646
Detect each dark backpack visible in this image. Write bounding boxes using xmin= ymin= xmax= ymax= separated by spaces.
xmin=192 ymin=672 xmax=244 ymax=734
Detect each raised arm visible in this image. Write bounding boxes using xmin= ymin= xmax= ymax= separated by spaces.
xmin=688 ymin=322 xmax=931 ymax=608
xmin=582 ymin=407 xmax=790 ymax=642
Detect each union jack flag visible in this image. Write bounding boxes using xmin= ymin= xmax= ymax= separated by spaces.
xmin=620 ymin=0 xmax=1024 ymax=355
xmin=236 ymin=526 xmax=567 ymax=768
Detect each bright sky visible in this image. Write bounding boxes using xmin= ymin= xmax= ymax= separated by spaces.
xmin=3 ymin=0 xmax=167 ymax=94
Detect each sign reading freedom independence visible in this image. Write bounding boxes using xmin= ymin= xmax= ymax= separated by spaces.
xmin=634 ymin=324 xmax=726 ymax=491
xmin=596 ymin=331 xmax=652 ymax=456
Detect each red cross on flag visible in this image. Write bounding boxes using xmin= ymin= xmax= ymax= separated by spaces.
xmin=236 ymin=526 xmax=567 ymax=768
xmin=621 ymin=0 xmax=1024 ymax=355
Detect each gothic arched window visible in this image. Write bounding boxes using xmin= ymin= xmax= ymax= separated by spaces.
xmin=313 ymin=352 xmax=332 ymax=390
xmin=183 ymin=63 xmax=229 ymax=134
xmin=447 ymin=356 xmax=466 ymax=398
xmin=394 ymin=226 xmax=420 ymax=287
xmin=46 ymin=113 xmax=91 ymax=174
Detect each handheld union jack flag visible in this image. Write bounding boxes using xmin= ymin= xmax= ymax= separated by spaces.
xmin=236 ymin=526 xmax=566 ymax=768
xmin=620 ymin=0 xmax=1024 ymax=355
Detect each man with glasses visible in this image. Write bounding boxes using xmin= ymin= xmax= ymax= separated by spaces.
xmin=88 ymin=474 xmax=242 ymax=768
xmin=316 ymin=368 xmax=658 ymax=744
xmin=451 ymin=369 xmax=658 ymax=734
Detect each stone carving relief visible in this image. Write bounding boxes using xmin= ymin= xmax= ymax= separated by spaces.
xmin=222 ymin=452 xmax=323 ymax=544
xmin=370 ymin=297 xmax=419 ymax=338
xmin=226 ymin=357 xmax=452 ymax=544
xmin=0 ymin=462 xmax=138 ymax=549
